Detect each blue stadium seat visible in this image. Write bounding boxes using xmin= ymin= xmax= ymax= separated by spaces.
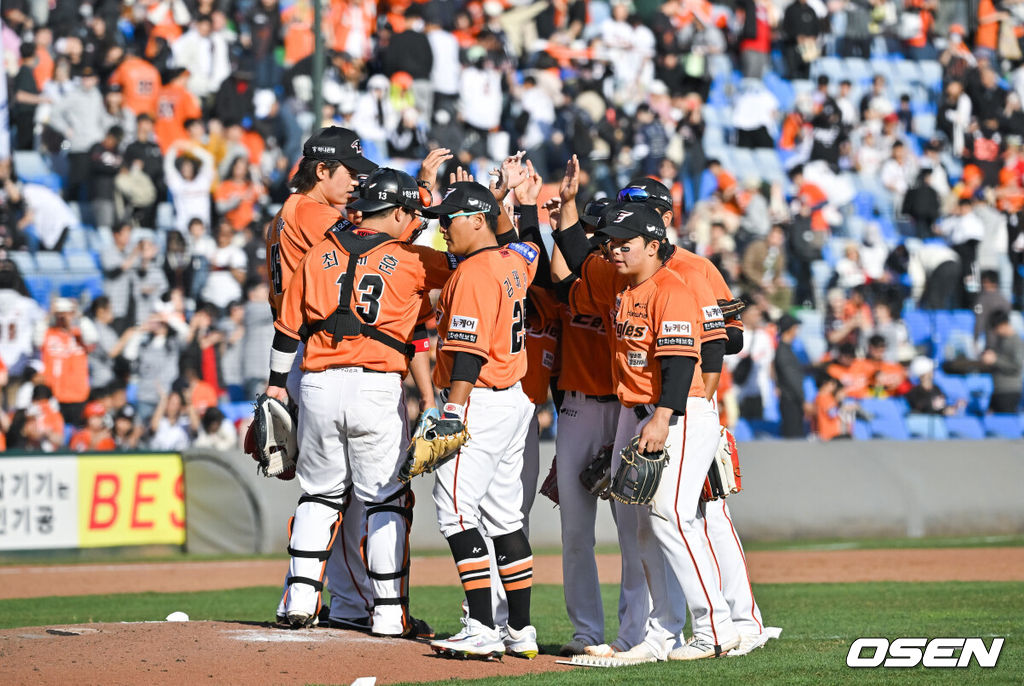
xmin=912 ymin=113 xmax=935 ymax=139
xmin=843 ymin=57 xmax=871 ymax=84
xmin=893 ymin=60 xmax=922 ymax=84
xmin=859 ymin=397 xmax=906 ymax=421
xmin=870 ymin=416 xmax=910 ymax=440
xmin=918 ymin=60 xmax=942 ymax=89
xmin=34 ymin=251 xmax=67 ymax=277
xmin=13 ymin=150 xmax=62 ymax=191
xmin=732 ymin=419 xmax=754 ymax=442
xmin=984 ymin=414 xmax=1023 ymax=439
xmin=933 ymin=371 xmax=969 ymax=404
xmin=23 ymin=276 xmax=52 ymax=306
xmin=965 ymin=374 xmax=993 ymax=414
xmin=903 ymin=310 xmax=934 ymax=346
xmin=63 ymin=227 xmax=90 ymax=252
xmin=745 ymin=420 xmax=779 ymax=438
xmin=8 ymin=251 xmax=35 ymax=276
xmin=905 ymin=413 xmax=948 ymax=439
xmin=852 ymin=419 xmax=872 ymax=440
xmin=946 ymin=415 xmax=985 ymax=439
xmin=803 ymin=376 xmax=818 ymax=403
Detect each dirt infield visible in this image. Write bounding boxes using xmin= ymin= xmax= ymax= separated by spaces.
xmin=1 ymin=547 xmax=1022 ymax=600
xmin=2 ymin=547 xmax=1022 ymax=685
xmin=0 ymin=621 xmax=565 ymax=686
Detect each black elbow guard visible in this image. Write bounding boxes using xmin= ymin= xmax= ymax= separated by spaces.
xmin=701 ymin=340 xmax=725 ymax=374
xmin=554 ymin=275 xmax=578 ymax=304
xmin=552 ymin=221 xmax=591 ymax=273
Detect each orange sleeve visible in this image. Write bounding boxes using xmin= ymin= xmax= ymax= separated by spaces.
xmin=651 ymin=285 xmax=700 ymax=360
xmin=275 ymin=252 xmax=309 ymax=339
xmin=569 ymin=253 xmax=618 ymax=315
xmin=438 ymin=263 xmax=496 ymax=358
xmin=411 ymin=245 xmax=458 ymax=291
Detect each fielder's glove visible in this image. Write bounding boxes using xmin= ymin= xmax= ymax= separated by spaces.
xmin=610 ymin=435 xmax=669 ymax=506
xmin=399 ymin=408 xmax=469 ymax=483
xmin=539 ymin=456 xmax=559 ymax=505
xmin=244 ymin=393 xmax=298 ymax=479
xmin=579 ymin=443 xmax=614 ymax=499
xmin=702 ymin=427 xmax=742 ymax=502
xmin=717 ymin=298 xmax=746 ymax=321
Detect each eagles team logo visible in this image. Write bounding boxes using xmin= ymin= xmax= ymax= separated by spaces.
xmin=351 ymin=139 xmax=362 ymax=154
xmin=612 ymin=210 xmax=633 ymax=224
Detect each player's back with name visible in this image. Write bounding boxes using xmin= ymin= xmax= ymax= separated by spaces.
xmin=276 ymin=230 xmax=454 ymax=373
xmin=266 ymin=193 xmax=343 ymax=313
xmin=433 ymin=243 xmax=540 ymax=390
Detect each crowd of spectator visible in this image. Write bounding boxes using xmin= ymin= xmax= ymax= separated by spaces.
xmin=2 ymin=0 xmax=1024 ymax=451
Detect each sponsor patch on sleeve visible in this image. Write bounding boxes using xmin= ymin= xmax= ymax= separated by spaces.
xmin=449 ymin=315 xmax=478 ymax=333
xmin=627 ymin=351 xmax=648 ymax=367
xmin=661 ymin=320 xmax=692 ymax=336
xmin=507 ymin=242 xmax=538 ymax=264
xmin=702 ymin=305 xmax=724 ymax=320
xmin=447 ymin=331 xmax=479 ymax=344
xmin=657 ymin=336 xmax=695 ymax=347
xmin=542 ymin=350 xmax=555 ymax=369
xmin=703 ymin=320 xmax=725 ymax=331
xmin=445 ymin=252 xmax=461 ymax=270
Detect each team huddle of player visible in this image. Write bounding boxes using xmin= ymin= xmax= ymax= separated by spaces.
xmin=261 ymin=126 xmax=778 ymax=663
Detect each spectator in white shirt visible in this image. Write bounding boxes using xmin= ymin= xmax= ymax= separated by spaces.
xmin=148 ymin=389 xmax=195 ymax=451
xmin=164 ymin=139 xmax=215 ymax=234
xmin=458 ymin=48 xmax=504 ymax=158
xmin=879 ymin=141 xmax=917 ymax=216
xmin=199 ymin=219 xmax=246 ymax=313
xmin=171 ymin=14 xmax=231 ymax=102
xmin=425 ymin=11 xmax=461 ymax=114
xmin=0 ymin=267 xmax=44 ymax=375
xmin=351 ymin=73 xmax=396 ymax=161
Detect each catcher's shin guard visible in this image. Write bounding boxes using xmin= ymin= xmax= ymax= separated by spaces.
xmin=362 ymin=485 xmax=414 ymax=635
xmin=284 ymin=493 xmax=346 ymax=626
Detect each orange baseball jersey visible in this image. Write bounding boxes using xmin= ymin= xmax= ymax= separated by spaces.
xmin=557 ymin=302 xmax=615 ymax=397
xmin=521 ymin=286 xmax=561 ymax=405
xmin=276 ymin=230 xmax=455 ymax=374
xmin=671 ymin=248 xmax=743 ymax=331
xmin=154 ymin=82 xmax=202 ymax=152
xmin=109 ymin=57 xmax=161 ymax=117
xmin=571 ymin=252 xmax=727 ymax=346
xmin=571 ymin=263 xmax=708 ymax=407
xmin=433 ymin=243 xmax=541 ymax=390
xmin=266 ymin=193 xmax=344 ymax=314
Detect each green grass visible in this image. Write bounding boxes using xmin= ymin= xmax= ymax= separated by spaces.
xmin=2 ymin=582 xmax=1020 ymax=685
xmin=3 ymin=534 xmax=1022 ymax=568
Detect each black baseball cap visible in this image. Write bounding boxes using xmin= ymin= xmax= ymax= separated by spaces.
xmin=349 ymin=167 xmax=434 ymax=215
xmin=425 ymin=182 xmax=499 ymax=217
xmin=618 ymin=177 xmax=673 ymax=212
xmin=596 ymin=202 xmax=666 ymax=241
xmin=302 ymin=126 xmax=377 ymax=174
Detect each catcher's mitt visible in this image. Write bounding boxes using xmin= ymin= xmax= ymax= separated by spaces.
xmin=579 ymin=443 xmax=614 ymax=499
xmin=399 ymin=415 xmax=469 ymax=483
xmin=610 ymin=436 xmax=669 ymax=506
xmin=244 ymin=394 xmax=297 ymax=479
xmin=717 ymin=298 xmax=746 ymax=322
xmin=702 ymin=427 xmax=742 ymax=502
xmin=539 ymin=456 xmax=559 ymax=505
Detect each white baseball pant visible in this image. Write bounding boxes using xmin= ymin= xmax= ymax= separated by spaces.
xmin=285 ymin=367 xmax=411 ymax=635
xmin=433 ymin=384 xmax=533 ymax=539
xmin=554 ymin=392 xmax=619 ymax=646
xmin=630 ymin=397 xmax=739 ymax=654
xmin=276 ymin=347 xmax=372 ymax=624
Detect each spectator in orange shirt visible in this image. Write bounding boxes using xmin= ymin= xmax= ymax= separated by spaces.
xmin=182 ymin=365 xmax=220 ymax=414
xmin=154 ymin=67 xmax=202 ymax=152
xmin=108 ymin=47 xmax=162 ymax=118
xmin=847 ymin=335 xmax=910 ymax=398
xmin=214 ymin=156 xmax=266 ymax=230
xmin=813 ymin=375 xmax=852 ymax=441
xmin=69 ymin=401 xmax=117 ymax=452
xmin=788 ymin=164 xmax=830 ymax=232
xmin=826 ymin=343 xmax=866 ymax=397
xmin=8 ymin=385 xmax=66 ymax=452
xmin=41 ymin=298 xmax=91 ymax=426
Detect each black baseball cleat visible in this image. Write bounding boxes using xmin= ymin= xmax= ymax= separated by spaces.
xmin=372 ymin=615 xmax=435 ymax=640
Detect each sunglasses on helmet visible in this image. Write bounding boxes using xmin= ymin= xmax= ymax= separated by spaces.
xmin=617 ymin=187 xmax=651 ymax=203
xmin=438 ymin=210 xmax=485 ymax=229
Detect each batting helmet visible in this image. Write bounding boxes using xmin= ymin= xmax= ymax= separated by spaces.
xmin=349 ymin=168 xmax=436 ymax=216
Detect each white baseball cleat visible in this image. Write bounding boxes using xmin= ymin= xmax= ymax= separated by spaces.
xmin=501 ymin=624 xmax=539 ymax=659
xmin=430 ymin=618 xmax=505 ymax=660
xmin=611 ymin=643 xmax=664 ymax=664
xmin=285 ymin=610 xmax=318 ymax=629
xmin=667 ymin=635 xmax=740 ymax=661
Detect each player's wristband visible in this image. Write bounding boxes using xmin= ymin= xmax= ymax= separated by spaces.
xmin=441 ymin=402 xmax=466 ymax=421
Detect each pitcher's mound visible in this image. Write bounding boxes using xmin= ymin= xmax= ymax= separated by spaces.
xmin=0 ymin=620 xmax=566 ymax=685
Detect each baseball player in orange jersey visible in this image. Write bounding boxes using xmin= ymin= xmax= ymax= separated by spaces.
xmin=556 ymin=199 xmax=740 ymax=661
xmin=266 ymin=167 xmax=455 ymax=637
xmin=542 ymin=196 xmax=645 ymax=657
xmin=617 ymin=178 xmax=778 ymax=655
xmin=266 ymin=126 xmax=377 ymax=630
xmin=422 ymin=182 xmax=541 ymax=660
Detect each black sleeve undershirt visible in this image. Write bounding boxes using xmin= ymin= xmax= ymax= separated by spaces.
xmin=553 ymin=275 xmax=578 ymax=304
xmin=450 ymin=351 xmax=485 ymax=385
xmin=516 ymin=204 xmax=552 ymax=288
xmin=701 ymin=339 xmax=725 ymax=374
xmin=552 ymin=221 xmax=591 ymax=274
xmin=725 ymin=327 xmax=744 ymax=355
xmin=658 ymin=356 xmax=697 ymax=414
